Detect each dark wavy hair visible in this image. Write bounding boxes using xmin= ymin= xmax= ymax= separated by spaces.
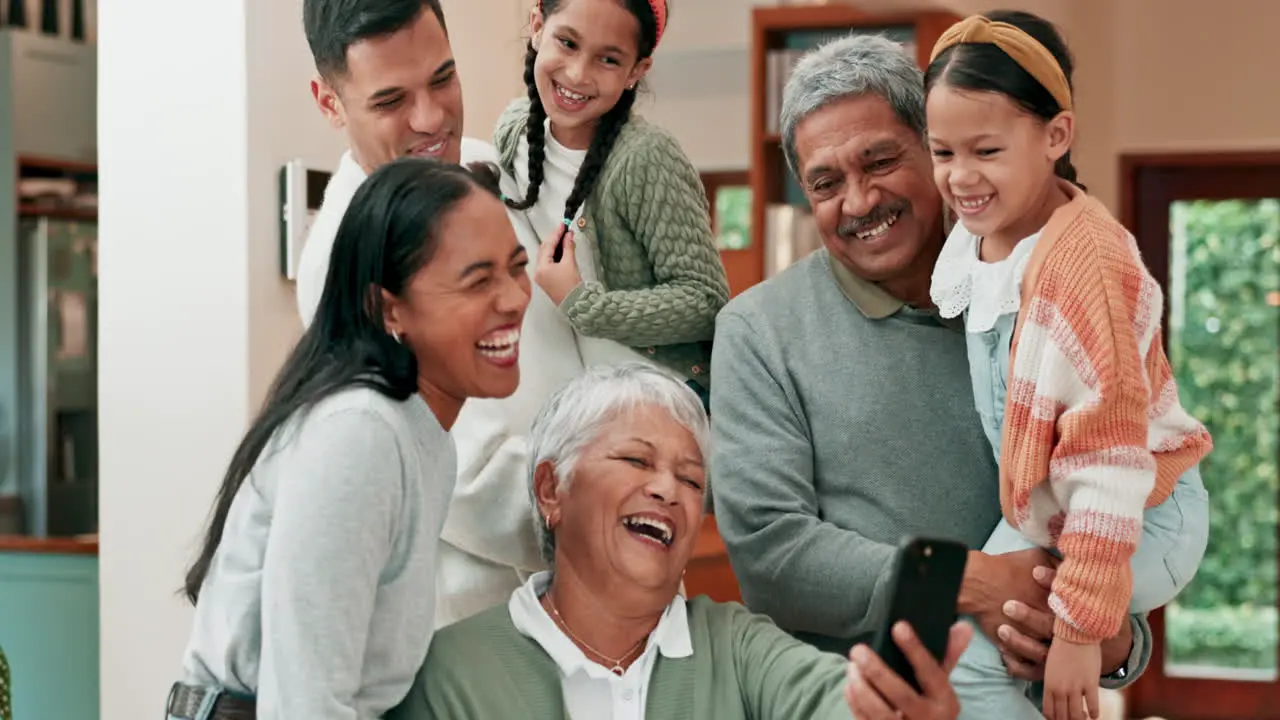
xmin=303 ymin=0 xmax=447 ymax=83
xmin=504 ymin=0 xmax=662 ymax=221
xmin=183 ymin=158 xmax=501 ymax=603
xmin=924 ymin=9 xmax=1084 ymax=190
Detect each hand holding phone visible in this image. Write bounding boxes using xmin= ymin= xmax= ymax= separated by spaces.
xmin=846 ymin=621 xmax=972 ymax=720
xmin=869 ymin=536 xmax=968 ymax=693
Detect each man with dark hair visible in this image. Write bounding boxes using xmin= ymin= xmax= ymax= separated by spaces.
xmin=297 ymin=0 xmax=475 ymax=322
xmin=295 ymin=0 xmax=586 ymax=628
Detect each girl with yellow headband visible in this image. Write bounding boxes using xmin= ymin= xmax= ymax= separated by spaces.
xmin=925 ymin=10 xmax=1213 ymax=720
xmin=493 ymin=0 xmax=729 ymax=408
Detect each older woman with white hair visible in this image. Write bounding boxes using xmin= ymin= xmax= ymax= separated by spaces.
xmin=389 ymin=363 xmax=971 ymax=720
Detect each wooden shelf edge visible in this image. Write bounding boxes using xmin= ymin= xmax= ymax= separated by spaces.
xmin=0 ymin=534 xmax=99 ymax=556
xmin=17 ymin=154 xmax=98 ymax=174
xmin=18 ymin=205 xmax=98 ymax=221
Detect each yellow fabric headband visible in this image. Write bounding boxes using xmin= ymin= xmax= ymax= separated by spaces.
xmin=929 ymin=15 xmax=1073 ymax=112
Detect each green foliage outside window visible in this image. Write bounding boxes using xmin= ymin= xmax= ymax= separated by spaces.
xmin=714 ymin=186 xmax=752 ymax=251
xmin=1165 ymin=198 xmax=1279 ymax=671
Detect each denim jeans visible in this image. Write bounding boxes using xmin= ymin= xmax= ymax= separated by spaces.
xmin=951 ymin=311 xmax=1211 ymax=720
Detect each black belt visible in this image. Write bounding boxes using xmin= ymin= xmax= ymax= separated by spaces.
xmin=166 ymin=682 xmax=255 ymax=720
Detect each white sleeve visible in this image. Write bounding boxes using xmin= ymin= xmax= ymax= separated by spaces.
xmin=296 ymin=154 xmax=363 ymax=329
xmin=442 ymin=400 xmax=545 ymax=573
xmin=295 ymin=203 xmax=341 ymax=329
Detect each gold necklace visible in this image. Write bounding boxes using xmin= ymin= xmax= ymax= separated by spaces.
xmin=544 ymin=594 xmax=651 ymax=676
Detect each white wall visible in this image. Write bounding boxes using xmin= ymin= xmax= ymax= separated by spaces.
xmin=97 ymin=0 xmax=251 ymax=710
xmin=98 ymin=0 xmax=347 ymax=717
xmin=244 ymin=0 xmax=360 ymax=402
xmin=638 ymin=0 xmax=763 ymax=170
xmin=443 ymin=0 xmax=530 ymax=142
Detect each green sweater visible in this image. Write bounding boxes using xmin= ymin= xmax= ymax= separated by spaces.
xmin=494 ymin=98 xmax=730 ymax=387
xmin=386 ymin=596 xmax=853 ymax=720
xmin=709 ymin=250 xmax=1004 ymax=652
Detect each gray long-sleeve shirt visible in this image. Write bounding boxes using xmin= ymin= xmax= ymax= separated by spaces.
xmin=181 ymin=386 xmax=455 ymax=718
xmin=709 ymin=250 xmax=1149 ymax=686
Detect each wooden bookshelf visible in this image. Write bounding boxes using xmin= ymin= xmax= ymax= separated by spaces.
xmin=745 ymin=5 xmax=959 ymax=291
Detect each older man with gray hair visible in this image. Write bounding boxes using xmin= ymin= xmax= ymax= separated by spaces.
xmin=708 ymin=33 xmax=1152 ymax=710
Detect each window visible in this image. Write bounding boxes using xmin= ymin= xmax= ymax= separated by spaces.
xmin=1124 ymin=153 xmax=1280 ymax=720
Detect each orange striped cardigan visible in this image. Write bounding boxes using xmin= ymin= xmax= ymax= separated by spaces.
xmin=1004 ymin=181 xmax=1213 ymax=644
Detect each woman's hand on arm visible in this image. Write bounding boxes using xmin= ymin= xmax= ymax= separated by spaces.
xmin=844 ymin=621 xmax=972 ymax=720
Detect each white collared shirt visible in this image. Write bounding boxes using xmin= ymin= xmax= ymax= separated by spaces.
xmin=929 ymin=221 xmax=1043 ymax=332
xmin=508 ymin=572 xmax=693 ymax=720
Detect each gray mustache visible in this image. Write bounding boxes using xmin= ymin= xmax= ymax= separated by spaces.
xmin=837 ymin=202 xmax=907 ymax=238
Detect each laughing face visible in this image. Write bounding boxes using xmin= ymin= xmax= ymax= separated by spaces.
xmin=530 ymin=0 xmax=653 ymax=150
xmin=794 ymin=94 xmax=943 ymax=291
xmin=925 ymin=84 xmax=1071 ymax=252
xmin=382 ymin=189 xmax=531 ymax=409
xmin=312 ymin=7 xmax=464 ymax=173
xmin=537 ymin=404 xmax=705 ymax=595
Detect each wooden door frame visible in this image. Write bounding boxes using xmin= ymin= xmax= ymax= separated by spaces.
xmin=1121 ymin=150 xmax=1280 ymax=720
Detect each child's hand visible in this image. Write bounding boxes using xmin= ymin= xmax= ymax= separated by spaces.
xmin=1044 ymin=636 xmax=1101 ymax=720
xmin=534 ymin=224 xmax=582 ymax=306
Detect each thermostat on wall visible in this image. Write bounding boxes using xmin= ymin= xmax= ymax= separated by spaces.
xmin=279 ymin=160 xmax=333 ymax=281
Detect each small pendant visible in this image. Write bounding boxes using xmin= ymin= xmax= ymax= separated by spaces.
xmin=610 ymin=664 xmax=625 ymax=676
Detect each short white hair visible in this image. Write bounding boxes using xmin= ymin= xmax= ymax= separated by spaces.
xmin=527 ymin=362 xmax=711 ymax=565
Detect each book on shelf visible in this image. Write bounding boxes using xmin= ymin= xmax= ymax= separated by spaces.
xmin=764 ymin=203 xmax=824 ymax=279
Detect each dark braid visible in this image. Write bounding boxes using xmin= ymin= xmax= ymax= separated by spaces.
xmin=1054 ymin=151 xmax=1086 ymax=193
xmin=504 ymin=42 xmax=549 ymax=212
xmin=562 ymin=88 xmax=637 ymax=222
xmin=508 ymin=0 xmax=660 ymax=217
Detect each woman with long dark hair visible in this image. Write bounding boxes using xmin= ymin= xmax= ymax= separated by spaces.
xmin=165 ymin=158 xmax=532 ymax=720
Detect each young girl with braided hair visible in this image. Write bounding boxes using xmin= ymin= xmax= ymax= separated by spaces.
xmin=925 ymin=11 xmax=1213 ymax=720
xmin=494 ymin=0 xmax=729 ymax=406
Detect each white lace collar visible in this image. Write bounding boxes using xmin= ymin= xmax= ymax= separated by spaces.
xmin=930 ymin=223 xmax=1042 ymax=333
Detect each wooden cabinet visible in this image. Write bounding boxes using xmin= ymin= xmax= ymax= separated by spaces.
xmin=0 ymin=542 xmax=99 ymax=719
xmin=683 ymin=516 xmax=741 ymax=603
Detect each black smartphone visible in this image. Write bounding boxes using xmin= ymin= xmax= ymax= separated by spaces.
xmin=869 ymin=535 xmax=968 ymax=693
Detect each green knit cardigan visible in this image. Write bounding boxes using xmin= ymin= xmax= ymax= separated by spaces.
xmin=387 ymin=596 xmax=853 ymax=720
xmin=494 ymin=98 xmax=730 ymax=388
